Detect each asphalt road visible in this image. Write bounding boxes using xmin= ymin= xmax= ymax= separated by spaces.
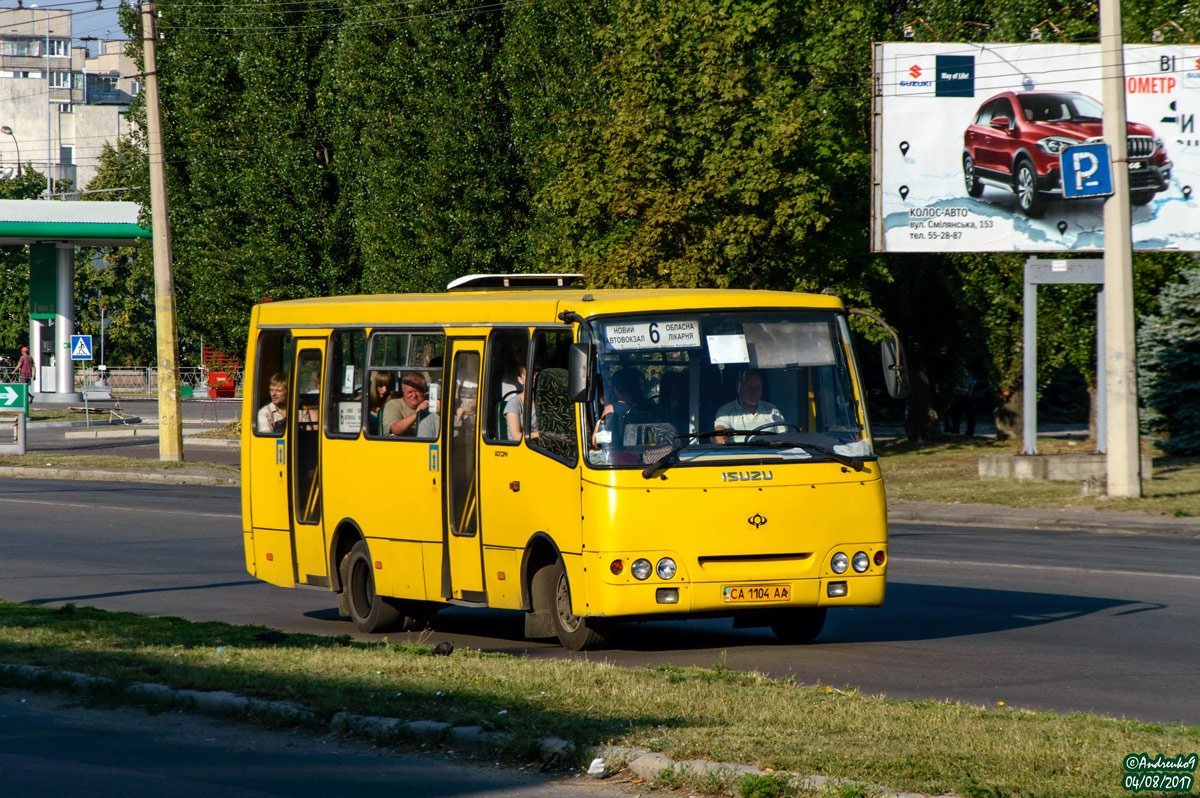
xmin=0 ymin=690 xmax=633 ymax=798
xmin=25 ymin=398 xmax=242 ymax=468
xmin=0 ymin=478 xmax=1196 ymax=727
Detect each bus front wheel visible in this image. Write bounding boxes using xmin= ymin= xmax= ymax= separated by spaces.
xmin=341 ymin=541 xmax=418 ymax=634
xmin=543 ymin=560 xmax=609 ymax=651
xmin=770 ymin=607 xmax=827 ymax=644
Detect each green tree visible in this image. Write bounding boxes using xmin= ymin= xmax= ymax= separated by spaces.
xmin=0 ymin=169 xmax=52 ymax=365
xmin=528 ymin=0 xmax=889 ymax=297
xmin=1138 ymin=267 xmax=1200 ymax=454
xmin=329 ymin=1 xmax=523 ymax=293
xmin=500 ymin=0 xmax=612 ymax=271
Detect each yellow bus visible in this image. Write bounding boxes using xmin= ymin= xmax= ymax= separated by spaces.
xmin=240 ymin=275 xmax=905 ymax=650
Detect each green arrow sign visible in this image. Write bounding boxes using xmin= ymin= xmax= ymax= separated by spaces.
xmin=0 ymin=383 xmax=29 ymax=413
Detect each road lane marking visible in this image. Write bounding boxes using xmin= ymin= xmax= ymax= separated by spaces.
xmin=0 ymin=497 xmax=238 ymax=520
xmin=899 ymin=556 xmax=1200 ymax=581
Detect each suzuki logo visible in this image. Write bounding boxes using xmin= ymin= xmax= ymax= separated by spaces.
xmin=748 ymin=514 xmax=768 ymax=528
xmin=909 ymin=64 xmax=923 ymax=79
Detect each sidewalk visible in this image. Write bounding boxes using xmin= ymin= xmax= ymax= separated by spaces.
xmin=888 ymin=499 xmax=1200 ymax=536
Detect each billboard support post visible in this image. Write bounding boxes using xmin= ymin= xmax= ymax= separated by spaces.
xmin=1023 ymin=258 xmax=1106 ymax=457
xmin=1099 ymin=0 xmax=1142 ymax=497
xmin=1023 ymin=278 xmax=1036 ymax=455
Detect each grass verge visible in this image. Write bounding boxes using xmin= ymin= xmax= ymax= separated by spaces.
xmin=27 ymin=408 xmax=94 ymax=423
xmin=0 ymin=600 xmax=1194 ymax=798
xmin=878 ymin=437 xmax=1200 ymax=518
xmin=0 ymin=453 xmax=237 ymax=476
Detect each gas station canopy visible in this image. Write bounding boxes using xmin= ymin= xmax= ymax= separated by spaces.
xmin=0 ymin=199 xmax=150 ymax=245
xmin=1 ymin=199 xmax=151 ymax=404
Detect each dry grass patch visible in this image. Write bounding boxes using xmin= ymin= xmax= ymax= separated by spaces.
xmin=191 ymin=421 xmax=241 ymax=440
xmin=878 ymin=437 xmax=1200 ymax=518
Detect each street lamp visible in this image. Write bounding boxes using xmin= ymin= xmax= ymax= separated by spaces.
xmin=0 ymin=126 xmax=19 ymax=175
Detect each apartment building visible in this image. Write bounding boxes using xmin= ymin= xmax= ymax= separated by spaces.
xmin=0 ymin=9 xmax=137 ymax=194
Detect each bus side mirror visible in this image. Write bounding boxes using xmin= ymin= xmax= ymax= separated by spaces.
xmin=881 ymin=338 xmax=909 ymax=399
xmin=567 ymin=343 xmax=595 ymax=402
xmin=848 ymin=307 xmax=909 ymax=401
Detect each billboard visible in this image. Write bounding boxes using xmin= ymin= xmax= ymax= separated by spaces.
xmin=872 ymin=42 xmax=1200 ymax=252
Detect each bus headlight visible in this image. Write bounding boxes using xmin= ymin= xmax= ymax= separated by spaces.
xmin=831 ymin=552 xmax=849 ymax=574
xmin=656 ymin=558 xmax=677 ymax=580
xmin=852 ymin=551 xmax=870 ymax=573
xmin=631 ymin=559 xmax=652 ymax=580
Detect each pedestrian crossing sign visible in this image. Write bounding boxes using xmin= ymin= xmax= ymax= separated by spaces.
xmin=71 ymin=335 xmax=93 ymax=361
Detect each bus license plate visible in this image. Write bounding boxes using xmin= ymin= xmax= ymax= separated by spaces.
xmin=723 ymin=584 xmax=790 ymax=603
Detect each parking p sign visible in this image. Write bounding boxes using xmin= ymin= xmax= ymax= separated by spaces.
xmin=1060 ymin=143 xmax=1114 ymax=199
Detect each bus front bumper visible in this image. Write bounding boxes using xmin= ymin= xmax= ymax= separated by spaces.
xmin=576 ymin=561 xmax=885 ymax=620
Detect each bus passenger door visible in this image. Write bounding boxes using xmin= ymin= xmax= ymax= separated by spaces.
xmin=292 ymin=342 xmax=329 ymax=586
xmin=442 ymin=340 xmax=485 ymax=602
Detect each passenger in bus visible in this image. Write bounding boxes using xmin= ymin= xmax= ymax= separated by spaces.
xmin=714 ymin=369 xmax=786 ymax=443
xmin=500 ymin=337 xmax=527 ymax=399
xmin=503 ymin=363 xmax=526 ymax=440
xmin=382 ymin=372 xmax=438 ymax=438
xmin=256 ymin=372 xmax=288 ymax=433
xmin=367 ymin=371 xmax=393 ymax=436
xmin=591 ymin=368 xmax=650 ymax=446
xmin=419 ymin=369 xmax=442 ymax=437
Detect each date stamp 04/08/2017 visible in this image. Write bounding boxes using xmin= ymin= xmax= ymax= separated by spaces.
xmin=1123 ymin=753 xmax=1197 ymax=793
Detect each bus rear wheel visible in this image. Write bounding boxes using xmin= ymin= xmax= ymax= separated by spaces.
xmin=543 ymin=560 xmax=608 ymax=651
xmin=770 ymin=607 xmax=827 ymax=644
xmin=341 ymin=541 xmax=419 ymax=634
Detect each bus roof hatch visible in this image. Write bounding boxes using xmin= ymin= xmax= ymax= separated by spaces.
xmin=446 ymin=273 xmax=585 ymax=292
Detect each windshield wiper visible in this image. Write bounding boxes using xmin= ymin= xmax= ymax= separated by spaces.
xmin=641 ymin=425 xmax=867 ymax=478
xmin=737 ymin=423 xmax=867 ymax=472
xmin=641 ymin=429 xmax=728 ymax=479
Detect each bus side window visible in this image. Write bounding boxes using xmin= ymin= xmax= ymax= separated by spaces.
xmin=527 ymin=329 xmax=577 ymax=465
xmin=408 ymin=335 xmax=444 ymax=440
xmin=366 ymin=331 xmax=445 ymax=440
xmin=484 ymin=329 xmax=529 ymax=443
xmin=326 ymin=329 xmax=366 ymax=437
xmin=253 ymin=330 xmax=292 ymax=437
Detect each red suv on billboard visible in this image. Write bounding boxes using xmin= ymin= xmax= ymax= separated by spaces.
xmin=962 ymin=91 xmax=1172 ymax=217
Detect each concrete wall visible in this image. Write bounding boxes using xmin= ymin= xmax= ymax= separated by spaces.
xmin=979 ymin=453 xmax=1155 ymax=481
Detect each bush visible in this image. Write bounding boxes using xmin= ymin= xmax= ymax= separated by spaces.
xmin=1138 ymin=268 xmax=1200 ymax=454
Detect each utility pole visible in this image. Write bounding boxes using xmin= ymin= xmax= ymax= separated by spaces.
xmin=1099 ymin=0 xmax=1141 ymax=497
xmin=141 ymin=0 xmax=184 ymax=461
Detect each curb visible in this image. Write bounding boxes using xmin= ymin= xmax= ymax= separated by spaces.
xmin=65 ymin=427 xmax=155 ymax=439
xmin=0 ymin=663 xmax=960 ymax=798
xmin=62 ymin=428 xmax=239 ymax=444
xmin=0 ymin=466 xmax=238 ymax=486
xmin=29 ymin=417 xmax=144 ymax=429
xmin=887 ymin=500 xmax=1200 ymax=537
xmin=182 ymin=437 xmax=241 ymax=448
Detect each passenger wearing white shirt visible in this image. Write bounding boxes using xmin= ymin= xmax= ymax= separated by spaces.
xmin=714 ymin=369 xmax=785 ymax=444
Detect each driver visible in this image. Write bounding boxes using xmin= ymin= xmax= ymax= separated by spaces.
xmin=713 ymin=369 xmax=786 ymax=444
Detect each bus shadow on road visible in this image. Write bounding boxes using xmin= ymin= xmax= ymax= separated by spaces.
xmin=305 ymin=582 xmax=1158 ymax=651
xmin=820 ymin=581 xmax=1160 ymax=644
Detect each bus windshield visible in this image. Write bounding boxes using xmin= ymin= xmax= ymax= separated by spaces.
xmin=585 ymin=310 xmax=871 ymax=469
